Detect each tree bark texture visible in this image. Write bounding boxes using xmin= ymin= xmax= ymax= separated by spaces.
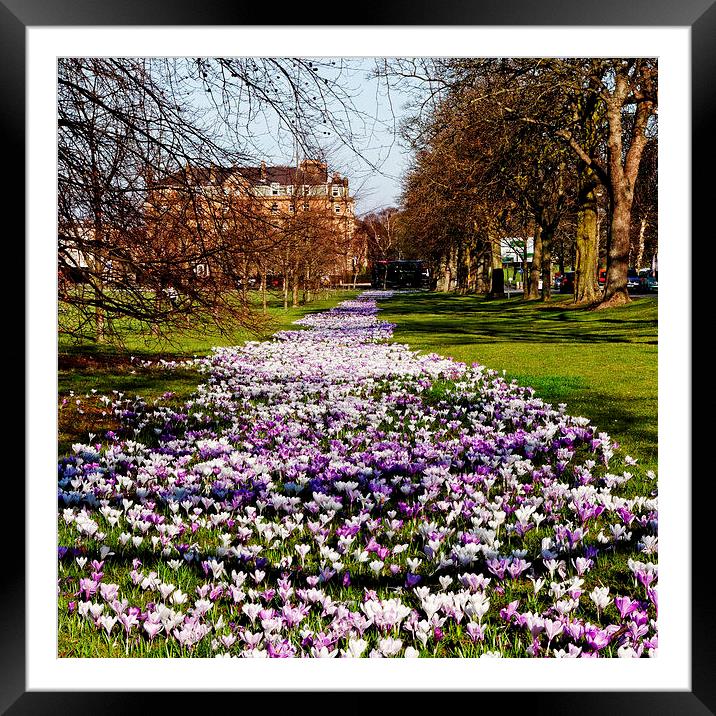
xmin=540 ymin=225 xmax=553 ymax=301
xmin=602 ymin=194 xmax=633 ymax=308
xmin=527 ymin=225 xmax=542 ymax=300
xmin=599 ymin=67 xmax=652 ymax=309
xmin=477 ymin=246 xmax=492 ymax=294
xmin=574 ymin=176 xmax=601 ymax=304
xmin=292 ymin=271 xmax=299 ymax=308
xmin=636 ymin=214 xmax=648 ymax=270
xmin=303 ymin=266 xmax=311 ymax=304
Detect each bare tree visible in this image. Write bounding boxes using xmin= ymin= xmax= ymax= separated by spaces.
xmin=395 ymin=66 xmax=570 ymax=300
xmin=378 ymin=57 xmax=658 ymax=309
xmin=630 ymin=136 xmax=658 ymax=272
xmin=363 ymin=207 xmax=401 ymax=269
xmin=553 ymin=59 xmax=658 ymax=307
xmin=58 ymin=57 xmax=366 ymax=345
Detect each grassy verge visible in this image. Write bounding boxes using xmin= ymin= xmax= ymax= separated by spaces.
xmin=56 ymin=288 xmax=658 ymax=658
xmin=58 ymin=290 xmax=359 ymax=455
xmin=380 ymin=291 xmax=658 ymax=473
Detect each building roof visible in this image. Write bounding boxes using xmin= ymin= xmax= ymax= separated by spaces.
xmin=155 ymin=159 xmax=337 ymax=189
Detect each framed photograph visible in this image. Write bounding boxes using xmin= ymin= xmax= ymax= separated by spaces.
xmin=12 ymin=0 xmax=708 ymax=711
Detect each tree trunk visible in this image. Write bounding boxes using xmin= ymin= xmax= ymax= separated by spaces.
xmin=636 ymin=213 xmax=648 ymax=270
xmin=261 ymin=272 xmax=267 ymax=313
xmin=303 ymin=266 xmax=311 ymax=304
xmin=435 ymin=254 xmax=447 ymax=292
xmin=95 ymin=291 xmax=106 ymax=342
xmin=456 ymin=240 xmax=465 ymax=294
xmin=540 ymin=225 xmax=553 ymax=301
xmin=241 ymin=256 xmax=248 ymax=301
xmin=598 ymin=71 xmax=651 ymax=310
xmin=491 ymin=235 xmax=503 ymax=271
xmin=94 ymin=306 xmax=106 ymax=343
xmin=89 ymin=142 xmax=107 ymax=343
xmin=448 ymin=244 xmax=459 ymax=292
xmin=465 ymin=239 xmax=476 ymax=292
xmin=526 ymin=225 xmax=542 ymax=300
xmin=283 ymin=275 xmax=288 ymax=310
xmin=292 ymin=270 xmax=299 ymax=307
xmin=476 ymin=237 xmax=497 ymax=294
xmin=600 ymin=194 xmax=633 ymax=308
xmin=574 ymin=176 xmax=601 ymax=305
xmin=475 ymin=249 xmax=488 ymax=294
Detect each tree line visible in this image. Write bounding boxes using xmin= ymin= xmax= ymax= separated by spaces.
xmin=370 ymin=58 xmax=657 ymax=307
xmin=58 ymin=57 xmax=658 ymax=348
xmin=58 ymin=57 xmax=363 ymax=344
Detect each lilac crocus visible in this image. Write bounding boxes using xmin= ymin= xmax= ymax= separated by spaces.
xmin=614 ymin=595 xmax=639 ymax=619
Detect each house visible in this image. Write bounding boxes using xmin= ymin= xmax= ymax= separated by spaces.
xmin=145 ymin=159 xmax=359 ymax=282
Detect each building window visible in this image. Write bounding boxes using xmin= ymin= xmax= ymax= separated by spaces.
xmin=289 ymin=204 xmax=295 ymax=212
xmin=332 ymin=186 xmax=340 ymax=197
xmin=271 ymin=183 xmax=280 ymax=195
xmin=271 ymin=203 xmax=279 ymax=214
xmin=334 ymin=206 xmax=341 ymax=213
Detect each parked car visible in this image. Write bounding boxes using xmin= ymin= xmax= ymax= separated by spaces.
xmin=598 ymin=268 xmax=607 ymax=286
xmin=559 ymin=271 xmax=575 ymax=293
xmin=641 ymin=271 xmax=658 ymax=292
xmin=627 ymin=268 xmax=642 ymax=292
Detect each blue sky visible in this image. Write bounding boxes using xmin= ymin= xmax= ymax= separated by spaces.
xmin=315 ymin=59 xmax=418 ymax=215
xmin=224 ymin=58 xmax=420 ymax=216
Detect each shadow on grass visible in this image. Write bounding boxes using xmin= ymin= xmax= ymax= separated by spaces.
xmin=511 ymin=376 xmax=658 ymax=464
xmin=380 ymin=292 xmax=658 ymax=467
xmin=567 ymin=392 xmax=658 ymax=460
xmin=383 ymin=293 xmax=657 ymax=347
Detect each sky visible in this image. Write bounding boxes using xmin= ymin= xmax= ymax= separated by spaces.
xmin=306 ymin=59 xmax=419 ymax=215
xmin=200 ymin=58 xmax=421 ymax=216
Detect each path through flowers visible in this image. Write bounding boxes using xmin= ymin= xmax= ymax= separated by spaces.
xmin=58 ymin=291 xmax=658 ymax=658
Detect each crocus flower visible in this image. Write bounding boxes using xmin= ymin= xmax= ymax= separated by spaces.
xmin=499 ymin=600 xmax=520 ymax=622
xmin=614 ymin=596 xmax=638 ymax=619
xmin=466 ymin=622 xmax=485 ymax=643
xmin=56 ymin=292 xmax=658 ymax=659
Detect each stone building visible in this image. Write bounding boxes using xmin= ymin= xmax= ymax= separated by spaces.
xmin=145 ymin=159 xmax=359 ymax=282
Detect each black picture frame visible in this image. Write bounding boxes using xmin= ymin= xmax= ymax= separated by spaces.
xmin=8 ymin=1 xmax=708 ymax=712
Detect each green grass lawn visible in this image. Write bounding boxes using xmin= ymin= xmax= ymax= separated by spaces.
xmin=59 ymin=289 xmax=362 ymax=358
xmin=380 ymin=291 xmax=658 ymax=473
xmin=60 ymin=288 xmax=658 ymax=472
xmin=58 ymin=289 xmax=359 ymax=455
xmin=56 ymin=287 xmax=658 ymax=658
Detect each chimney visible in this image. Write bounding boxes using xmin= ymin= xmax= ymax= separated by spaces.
xmin=260 ymin=161 xmax=267 ymax=181
xmin=300 ymin=159 xmax=327 ymax=174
